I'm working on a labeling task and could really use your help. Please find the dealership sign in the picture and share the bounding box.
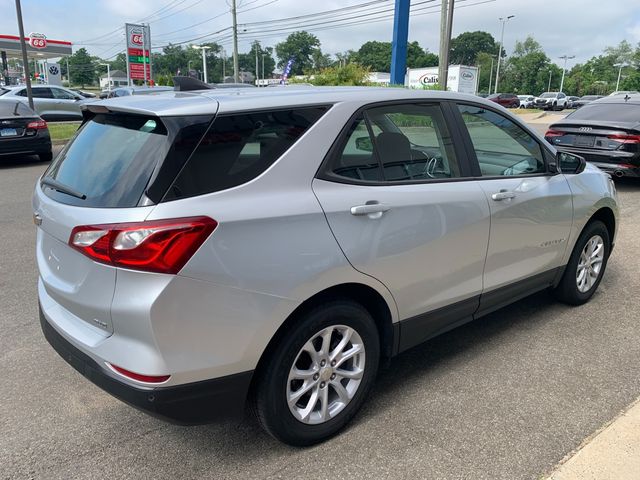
[125,23,151,82]
[406,65,478,94]
[28,32,47,49]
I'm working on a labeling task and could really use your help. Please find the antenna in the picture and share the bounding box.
[173,76,215,91]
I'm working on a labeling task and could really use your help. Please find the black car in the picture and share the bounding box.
[0,99,52,162]
[572,95,604,109]
[545,95,640,178]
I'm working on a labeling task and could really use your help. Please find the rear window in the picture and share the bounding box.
[42,114,169,208]
[567,103,640,123]
[163,106,328,201]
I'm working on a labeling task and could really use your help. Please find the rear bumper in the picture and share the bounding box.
[0,135,51,156]
[40,305,253,425]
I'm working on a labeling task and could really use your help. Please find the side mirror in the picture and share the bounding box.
[355,136,374,152]
[557,151,586,174]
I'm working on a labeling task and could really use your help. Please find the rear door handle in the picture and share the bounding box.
[350,203,390,216]
[491,190,516,201]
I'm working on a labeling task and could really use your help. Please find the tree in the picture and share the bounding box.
[237,41,276,81]
[353,41,392,71]
[275,31,321,75]
[500,36,552,94]
[295,63,371,86]
[450,31,499,65]
[68,48,96,87]
[407,41,438,68]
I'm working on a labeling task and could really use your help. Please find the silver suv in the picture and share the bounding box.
[0,85,92,121]
[35,86,618,446]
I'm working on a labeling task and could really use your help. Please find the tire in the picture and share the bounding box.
[252,300,380,446]
[553,220,610,305]
[39,151,53,162]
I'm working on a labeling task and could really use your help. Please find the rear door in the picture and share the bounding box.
[51,87,82,119]
[313,102,490,345]
[30,87,58,119]
[454,102,573,313]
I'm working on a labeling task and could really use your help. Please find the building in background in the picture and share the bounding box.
[406,65,479,94]
[99,70,128,90]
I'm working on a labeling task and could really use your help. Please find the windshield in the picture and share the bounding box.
[540,93,556,98]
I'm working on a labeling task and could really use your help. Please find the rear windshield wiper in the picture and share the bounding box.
[40,177,87,200]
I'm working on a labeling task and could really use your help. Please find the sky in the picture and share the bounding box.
[0,0,639,69]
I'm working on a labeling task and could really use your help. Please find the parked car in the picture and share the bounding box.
[35,86,618,446]
[566,96,580,108]
[534,92,569,110]
[546,94,640,178]
[517,95,536,108]
[101,86,174,99]
[608,90,639,96]
[0,98,52,162]
[573,95,604,109]
[487,93,520,108]
[0,85,93,121]
[70,88,96,98]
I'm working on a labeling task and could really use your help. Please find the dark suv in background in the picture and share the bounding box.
[487,93,520,108]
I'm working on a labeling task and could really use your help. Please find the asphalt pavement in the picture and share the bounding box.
[1,143,639,480]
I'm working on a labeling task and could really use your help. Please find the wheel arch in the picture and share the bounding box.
[589,206,616,246]
[249,283,396,395]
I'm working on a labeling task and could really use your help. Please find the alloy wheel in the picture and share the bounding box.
[576,234,605,293]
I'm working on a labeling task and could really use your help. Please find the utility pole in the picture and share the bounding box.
[494,15,514,94]
[231,0,239,83]
[14,0,33,109]
[558,54,574,92]
[255,42,259,86]
[438,0,448,90]
[261,53,265,82]
[65,57,70,86]
[548,70,552,91]
[443,0,455,90]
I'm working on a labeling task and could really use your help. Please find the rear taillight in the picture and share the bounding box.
[545,129,565,137]
[69,216,217,274]
[27,120,48,130]
[607,133,640,144]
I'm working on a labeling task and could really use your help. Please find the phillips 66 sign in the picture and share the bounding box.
[28,32,47,49]
[125,23,152,82]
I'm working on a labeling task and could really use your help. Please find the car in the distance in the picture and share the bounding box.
[573,95,604,109]
[35,85,618,446]
[70,88,96,98]
[534,92,568,110]
[487,93,520,108]
[567,96,580,109]
[546,94,640,178]
[0,85,92,121]
[0,98,52,162]
[517,95,536,108]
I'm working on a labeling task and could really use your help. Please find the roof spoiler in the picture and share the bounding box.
[173,76,215,92]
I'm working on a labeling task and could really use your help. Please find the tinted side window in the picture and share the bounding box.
[15,88,27,97]
[458,104,546,176]
[368,104,461,181]
[52,88,77,100]
[164,107,328,200]
[32,88,54,99]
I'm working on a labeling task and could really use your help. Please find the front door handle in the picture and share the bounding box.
[350,202,390,216]
[491,190,516,201]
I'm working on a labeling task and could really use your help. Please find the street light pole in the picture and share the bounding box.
[488,56,494,93]
[494,14,514,94]
[192,45,211,83]
[261,53,265,82]
[548,70,552,91]
[558,55,575,92]
[614,63,627,91]
[255,42,259,86]
[14,0,34,109]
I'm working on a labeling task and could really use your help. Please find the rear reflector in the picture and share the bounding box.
[69,216,217,274]
[108,363,171,384]
[545,129,565,137]
[607,133,640,144]
[27,120,48,130]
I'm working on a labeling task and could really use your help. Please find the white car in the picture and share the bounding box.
[517,95,535,108]
[534,92,568,111]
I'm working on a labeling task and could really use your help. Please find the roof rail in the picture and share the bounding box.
[172,76,215,92]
